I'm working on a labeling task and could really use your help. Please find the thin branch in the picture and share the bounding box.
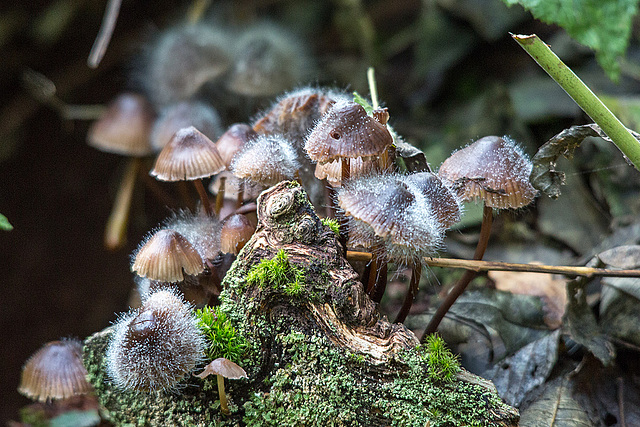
[346,251,640,278]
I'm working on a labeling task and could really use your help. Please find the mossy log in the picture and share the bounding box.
[84,181,519,426]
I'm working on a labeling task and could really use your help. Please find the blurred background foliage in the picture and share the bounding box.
[1,0,640,424]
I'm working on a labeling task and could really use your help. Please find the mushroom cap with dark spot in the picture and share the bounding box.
[132,229,204,282]
[304,100,393,164]
[87,93,155,156]
[151,126,226,181]
[438,136,537,209]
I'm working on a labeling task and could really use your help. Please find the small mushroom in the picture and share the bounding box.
[231,134,301,187]
[195,357,247,415]
[151,126,226,216]
[424,136,537,337]
[151,101,223,152]
[19,339,92,402]
[87,92,156,250]
[220,213,255,255]
[132,229,204,283]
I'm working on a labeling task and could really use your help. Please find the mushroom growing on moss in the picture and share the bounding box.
[195,357,247,415]
[106,289,205,392]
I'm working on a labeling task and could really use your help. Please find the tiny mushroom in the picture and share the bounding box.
[231,134,301,187]
[195,357,248,415]
[132,229,204,283]
[220,213,255,255]
[151,126,226,216]
[151,100,223,152]
[19,339,93,402]
[87,92,156,250]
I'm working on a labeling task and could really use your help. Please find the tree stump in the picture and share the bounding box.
[84,181,519,426]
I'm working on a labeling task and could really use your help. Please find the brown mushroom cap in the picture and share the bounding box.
[151,126,226,181]
[216,124,257,168]
[151,101,223,152]
[195,357,248,380]
[132,229,204,282]
[87,93,155,156]
[403,172,463,228]
[314,157,382,187]
[338,174,444,262]
[220,213,255,255]
[231,134,300,186]
[438,136,537,209]
[19,339,92,402]
[304,100,393,164]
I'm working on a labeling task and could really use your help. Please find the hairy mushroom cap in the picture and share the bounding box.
[19,339,92,402]
[151,126,226,181]
[106,289,205,391]
[195,357,248,380]
[338,174,444,262]
[220,213,255,255]
[132,229,204,282]
[231,134,300,186]
[304,100,393,164]
[87,93,155,156]
[438,136,537,209]
[143,24,232,107]
[403,172,463,228]
[151,101,223,152]
[216,123,257,168]
[226,23,310,97]
[252,87,343,139]
[162,211,222,261]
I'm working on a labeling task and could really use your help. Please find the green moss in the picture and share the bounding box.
[195,306,250,364]
[422,334,460,383]
[241,330,502,427]
[320,218,340,236]
[246,249,307,297]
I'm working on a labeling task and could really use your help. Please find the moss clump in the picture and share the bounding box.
[320,217,340,236]
[422,334,460,383]
[246,249,306,296]
[195,306,250,364]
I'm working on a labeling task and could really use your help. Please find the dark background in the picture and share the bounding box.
[2,0,639,424]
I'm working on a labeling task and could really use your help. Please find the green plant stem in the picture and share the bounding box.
[422,205,493,338]
[512,33,640,171]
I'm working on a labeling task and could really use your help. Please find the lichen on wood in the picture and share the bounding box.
[84,181,519,426]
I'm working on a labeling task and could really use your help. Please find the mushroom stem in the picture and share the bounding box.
[422,205,493,339]
[215,176,226,216]
[338,158,351,255]
[194,179,213,216]
[365,256,377,294]
[395,262,422,324]
[236,181,244,210]
[216,374,230,415]
[87,0,121,68]
[370,252,388,303]
[104,157,139,250]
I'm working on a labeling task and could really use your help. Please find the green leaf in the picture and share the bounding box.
[0,213,12,231]
[352,92,374,115]
[504,0,640,80]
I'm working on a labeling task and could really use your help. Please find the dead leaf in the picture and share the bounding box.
[489,269,567,329]
[482,330,561,407]
[519,375,592,426]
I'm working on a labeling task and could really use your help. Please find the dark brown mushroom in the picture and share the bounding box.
[19,339,92,402]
